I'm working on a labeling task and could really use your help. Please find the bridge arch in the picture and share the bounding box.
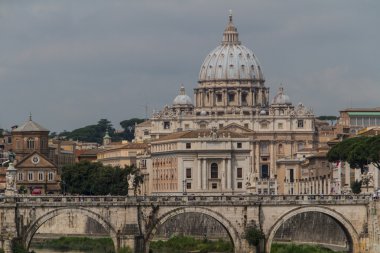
[266,206,360,253]
[23,207,118,251]
[146,207,242,252]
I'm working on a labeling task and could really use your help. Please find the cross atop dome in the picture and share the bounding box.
[222,11,240,45]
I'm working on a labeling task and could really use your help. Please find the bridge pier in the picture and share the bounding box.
[117,235,137,253]
[2,239,12,253]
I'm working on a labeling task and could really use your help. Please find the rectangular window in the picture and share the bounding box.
[143,130,149,136]
[186,168,192,179]
[297,120,304,128]
[237,142,242,148]
[260,164,269,179]
[212,183,217,189]
[186,143,191,149]
[48,172,54,181]
[38,172,44,181]
[289,169,294,183]
[241,93,247,104]
[244,123,249,129]
[186,182,192,189]
[18,172,23,181]
[228,93,235,102]
[278,123,283,129]
[237,182,243,189]
[219,124,224,129]
[184,124,190,130]
[260,142,269,154]
[216,94,223,102]
[164,121,170,129]
[28,172,33,181]
[370,117,376,126]
[364,117,369,126]
[237,168,243,178]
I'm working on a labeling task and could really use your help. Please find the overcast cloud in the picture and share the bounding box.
[0,0,379,132]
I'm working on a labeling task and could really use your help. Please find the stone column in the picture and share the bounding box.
[221,158,226,191]
[327,176,331,194]
[202,159,207,190]
[227,159,232,190]
[198,159,202,190]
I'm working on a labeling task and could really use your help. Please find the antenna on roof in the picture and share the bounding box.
[29,112,32,121]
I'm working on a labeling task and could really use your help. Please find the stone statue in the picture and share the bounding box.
[2,150,15,167]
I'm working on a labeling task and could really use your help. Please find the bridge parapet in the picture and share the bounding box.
[0,194,371,206]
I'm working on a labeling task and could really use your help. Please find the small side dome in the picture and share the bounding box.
[173,85,193,105]
[272,86,291,105]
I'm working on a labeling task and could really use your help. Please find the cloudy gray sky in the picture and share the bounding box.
[0,0,379,132]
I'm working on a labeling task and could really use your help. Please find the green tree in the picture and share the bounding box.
[61,161,142,195]
[327,136,371,173]
[245,225,265,252]
[351,180,362,194]
[367,135,380,170]
[119,118,145,141]
[58,119,115,144]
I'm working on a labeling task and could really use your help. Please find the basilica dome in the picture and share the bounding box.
[173,85,193,105]
[272,87,291,105]
[198,14,264,83]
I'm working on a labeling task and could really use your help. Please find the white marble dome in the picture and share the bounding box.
[272,87,291,105]
[173,85,193,105]
[198,14,264,83]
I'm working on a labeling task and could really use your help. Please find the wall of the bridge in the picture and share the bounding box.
[143,205,258,253]
[262,205,369,253]
[16,205,140,252]
[0,196,375,253]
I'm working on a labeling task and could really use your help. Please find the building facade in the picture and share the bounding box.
[135,14,319,195]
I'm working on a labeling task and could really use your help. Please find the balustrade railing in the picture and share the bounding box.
[0,194,372,205]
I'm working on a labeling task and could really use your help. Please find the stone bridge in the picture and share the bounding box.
[0,194,377,253]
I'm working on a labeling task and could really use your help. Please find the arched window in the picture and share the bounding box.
[278,144,284,154]
[27,138,35,149]
[211,163,218,179]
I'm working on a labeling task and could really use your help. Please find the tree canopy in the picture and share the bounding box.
[57,118,144,144]
[327,135,380,173]
[119,118,145,141]
[61,161,142,195]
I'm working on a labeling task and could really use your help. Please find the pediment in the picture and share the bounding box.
[16,151,57,169]
[222,123,254,134]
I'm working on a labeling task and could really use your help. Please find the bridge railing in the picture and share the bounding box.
[0,194,372,205]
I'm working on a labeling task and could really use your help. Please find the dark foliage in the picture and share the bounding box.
[245,226,265,247]
[327,136,380,173]
[351,180,362,194]
[57,118,144,144]
[61,161,142,195]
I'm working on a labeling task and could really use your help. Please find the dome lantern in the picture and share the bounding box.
[173,84,193,106]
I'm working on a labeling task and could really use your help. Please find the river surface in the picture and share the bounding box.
[30,249,85,253]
